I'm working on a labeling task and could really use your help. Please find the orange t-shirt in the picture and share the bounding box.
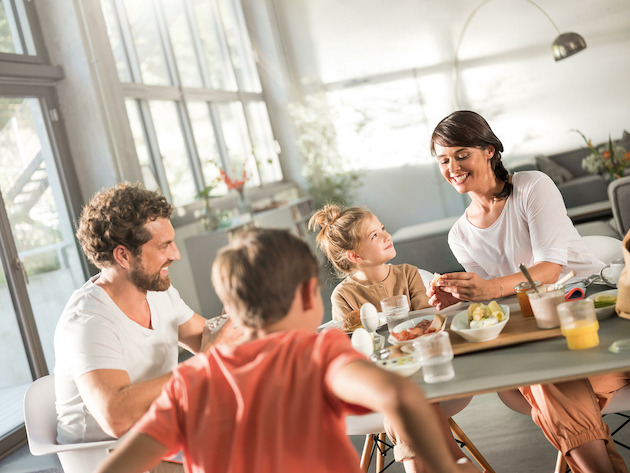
[135,329,368,473]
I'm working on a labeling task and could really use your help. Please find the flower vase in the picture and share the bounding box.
[201,197,220,232]
[236,188,253,216]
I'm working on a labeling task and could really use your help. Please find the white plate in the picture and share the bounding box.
[587,289,618,320]
[450,305,510,343]
[388,314,446,345]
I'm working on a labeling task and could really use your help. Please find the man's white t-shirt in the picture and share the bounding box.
[448,171,604,280]
[54,274,194,443]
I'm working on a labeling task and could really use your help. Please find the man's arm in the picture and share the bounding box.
[77,369,172,439]
[177,312,207,353]
[330,359,477,473]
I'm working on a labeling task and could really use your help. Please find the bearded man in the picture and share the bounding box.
[54,183,209,447]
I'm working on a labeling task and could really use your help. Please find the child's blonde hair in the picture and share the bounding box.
[308,204,373,277]
[212,228,319,329]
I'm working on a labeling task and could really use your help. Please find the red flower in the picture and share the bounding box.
[219,169,248,190]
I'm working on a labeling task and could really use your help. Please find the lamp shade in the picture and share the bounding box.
[552,32,587,61]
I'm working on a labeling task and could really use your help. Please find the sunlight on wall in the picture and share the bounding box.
[326,73,452,170]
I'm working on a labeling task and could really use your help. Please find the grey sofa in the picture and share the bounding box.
[508,130,630,210]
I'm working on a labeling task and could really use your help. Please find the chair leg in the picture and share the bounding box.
[376,432,386,472]
[448,418,495,473]
[554,451,568,473]
[360,434,376,473]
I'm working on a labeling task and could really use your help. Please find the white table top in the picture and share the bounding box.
[408,295,630,402]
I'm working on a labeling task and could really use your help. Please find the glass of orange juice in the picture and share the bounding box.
[557,300,600,350]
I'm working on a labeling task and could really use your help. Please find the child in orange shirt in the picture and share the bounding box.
[96,228,477,473]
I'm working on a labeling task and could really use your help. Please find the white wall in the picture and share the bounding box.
[267,0,630,232]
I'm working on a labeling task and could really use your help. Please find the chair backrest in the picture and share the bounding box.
[24,374,118,473]
[418,268,435,288]
[609,176,630,237]
[582,235,623,265]
[23,374,61,455]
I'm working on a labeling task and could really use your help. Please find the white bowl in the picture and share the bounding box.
[450,305,510,342]
[388,314,446,345]
[370,346,422,377]
[587,289,618,321]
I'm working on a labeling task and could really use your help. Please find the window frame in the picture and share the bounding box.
[102,0,285,212]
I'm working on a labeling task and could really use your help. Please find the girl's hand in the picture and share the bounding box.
[426,282,461,310]
[435,272,498,301]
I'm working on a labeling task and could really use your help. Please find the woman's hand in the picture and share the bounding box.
[426,283,461,310]
[435,272,500,302]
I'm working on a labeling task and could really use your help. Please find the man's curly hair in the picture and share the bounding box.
[76,183,173,268]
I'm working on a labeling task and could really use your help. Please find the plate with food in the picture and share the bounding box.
[370,345,422,377]
[450,301,510,342]
[587,289,618,320]
[388,313,446,345]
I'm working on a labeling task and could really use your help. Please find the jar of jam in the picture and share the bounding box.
[515,281,542,317]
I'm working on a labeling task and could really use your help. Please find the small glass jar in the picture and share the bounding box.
[515,281,542,317]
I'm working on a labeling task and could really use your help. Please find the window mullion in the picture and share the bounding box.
[207,103,230,172]
[209,0,237,90]
[178,99,206,192]
[6,0,27,54]
[138,100,173,203]
[152,0,181,87]
[112,0,143,83]
[182,0,211,90]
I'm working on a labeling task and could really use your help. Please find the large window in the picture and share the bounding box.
[101,0,282,206]
[0,0,87,455]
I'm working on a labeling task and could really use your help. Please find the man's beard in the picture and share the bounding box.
[129,259,171,292]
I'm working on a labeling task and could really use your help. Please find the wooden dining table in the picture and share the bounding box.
[377,287,630,403]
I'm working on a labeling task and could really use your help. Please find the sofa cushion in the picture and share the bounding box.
[535,155,574,184]
[557,174,608,208]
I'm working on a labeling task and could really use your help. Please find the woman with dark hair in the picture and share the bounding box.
[428,110,602,307]
[427,111,629,473]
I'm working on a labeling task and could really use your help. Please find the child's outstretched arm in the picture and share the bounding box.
[95,431,169,473]
[330,359,478,473]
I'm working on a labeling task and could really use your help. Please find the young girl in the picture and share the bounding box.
[310,205,482,473]
[308,204,431,324]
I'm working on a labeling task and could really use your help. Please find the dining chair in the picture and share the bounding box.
[582,235,623,265]
[498,384,630,473]
[23,374,118,473]
[609,175,630,237]
[346,396,495,472]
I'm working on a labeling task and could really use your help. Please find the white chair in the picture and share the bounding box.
[418,268,436,288]
[346,397,495,472]
[498,384,630,473]
[582,235,623,265]
[24,374,118,473]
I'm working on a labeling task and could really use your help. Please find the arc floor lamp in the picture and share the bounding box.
[453,0,587,108]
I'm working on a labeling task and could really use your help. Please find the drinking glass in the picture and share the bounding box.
[414,331,455,384]
[381,295,410,332]
[527,284,565,329]
[557,299,600,350]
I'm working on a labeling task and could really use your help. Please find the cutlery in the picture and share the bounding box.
[519,263,540,294]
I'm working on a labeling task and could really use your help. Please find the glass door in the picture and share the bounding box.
[0,94,86,445]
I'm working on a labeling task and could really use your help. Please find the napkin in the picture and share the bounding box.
[564,281,586,301]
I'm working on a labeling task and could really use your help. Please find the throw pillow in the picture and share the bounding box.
[619,130,630,150]
[535,155,574,184]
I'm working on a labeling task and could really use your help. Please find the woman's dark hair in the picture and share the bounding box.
[430,110,512,200]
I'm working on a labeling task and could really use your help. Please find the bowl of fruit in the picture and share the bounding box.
[587,290,618,320]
